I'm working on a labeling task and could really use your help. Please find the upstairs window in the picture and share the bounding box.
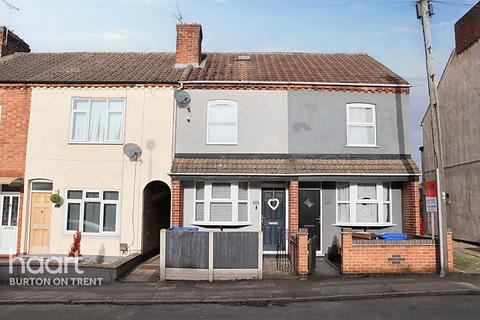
[207,100,237,144]
[346,103,376,146]
[70,99,125,144]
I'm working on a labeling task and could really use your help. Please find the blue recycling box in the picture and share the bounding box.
[170,227,200,232]
[377,232,407,240]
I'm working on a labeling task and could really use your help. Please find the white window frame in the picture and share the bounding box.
[346,103,377,147]
[335,182,392,227]
[193,181,250,225]
[206,100,238,145]
[69,98,126,144]
[64,189,120,236]
[0,193,20,227]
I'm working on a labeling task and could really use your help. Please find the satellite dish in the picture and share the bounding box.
[174,89,191,107]
[123,143,142,161]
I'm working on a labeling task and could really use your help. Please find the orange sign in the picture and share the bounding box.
[424,180,437,197]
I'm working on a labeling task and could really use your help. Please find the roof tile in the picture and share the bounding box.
[0,52,408,85]
[171,156,420,176]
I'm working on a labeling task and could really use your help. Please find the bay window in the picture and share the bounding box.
[65,189,119,234]
[70,99,125,143]
[346,103,376,146]
[194,182,249,225]
[336,182,392,226]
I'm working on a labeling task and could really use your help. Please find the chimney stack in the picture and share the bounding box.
[175,24,203,68]
[454,2,480,54]
[0,27,30,57]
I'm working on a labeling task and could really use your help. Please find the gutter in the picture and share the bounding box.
[169,172,421,177]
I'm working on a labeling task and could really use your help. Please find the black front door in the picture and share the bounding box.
[299,189,321,252]
[262,188,286,251]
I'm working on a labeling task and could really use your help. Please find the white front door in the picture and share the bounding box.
[0,194,20,255]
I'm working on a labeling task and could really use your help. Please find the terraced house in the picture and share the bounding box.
[169,25,421,263]
[0,23,432,275]
[0,28,181,260]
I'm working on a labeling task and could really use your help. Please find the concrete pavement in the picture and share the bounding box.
[1,273,480,305]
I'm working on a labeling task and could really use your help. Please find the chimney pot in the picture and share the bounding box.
[175,24,202,68]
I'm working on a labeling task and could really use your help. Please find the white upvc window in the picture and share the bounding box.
[346,103,376,147]
[1,194,20,227]
[336,182,392,226]
[69,99,125,144]
[64,189,120,235]
[194,181,249,225]
[206,100,238,145]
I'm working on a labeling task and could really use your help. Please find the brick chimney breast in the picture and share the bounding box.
[454,2,480,54]
[175,24,203,68]
[0,27,30,57]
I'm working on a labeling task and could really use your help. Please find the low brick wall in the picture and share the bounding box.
[341,230,454,274]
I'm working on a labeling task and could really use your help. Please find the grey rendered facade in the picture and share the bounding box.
[421,6,480,243]
[175,89,412,254]
[176,90,410,155]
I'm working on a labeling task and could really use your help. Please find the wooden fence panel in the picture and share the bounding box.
[213,232,259,269]
[165,231,209,269]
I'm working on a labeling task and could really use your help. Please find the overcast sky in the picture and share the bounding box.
[1,0,476,164]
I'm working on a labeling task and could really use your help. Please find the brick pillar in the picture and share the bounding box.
[297,228,309,279]
[447,231,454,272]
[171,180,183,227]
[15,188,24,256]
[402,181,421,235]
[340,228,353,274]
[288,180,299,236]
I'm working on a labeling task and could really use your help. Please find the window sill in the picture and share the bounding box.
[333,223,396,228]
[345,144,379,148]
[63,232,119,237]
[68,141,124,145]
[206,142,238,146]
[192,222,252,227]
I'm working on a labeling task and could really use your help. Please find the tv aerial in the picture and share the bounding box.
[123,143,142,161]
[173,4,184,24]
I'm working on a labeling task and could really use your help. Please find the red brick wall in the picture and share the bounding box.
[288,181,298,236]
[455,3,480,54]
[176,24,202,66]
[402,181,421,235]
[341,230,455,274]
[0,86,31,256]
[447,231,454,272]
[297,229,309,279]
[0,28,30,57]
[183,83,409,94]
[171,180,183,227]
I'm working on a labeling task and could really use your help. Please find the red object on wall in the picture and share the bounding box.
[420,217,426,235]
[424,180,437,197]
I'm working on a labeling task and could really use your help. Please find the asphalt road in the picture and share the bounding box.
[2,295,480,319]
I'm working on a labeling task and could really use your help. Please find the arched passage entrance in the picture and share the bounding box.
[142,181,171,256]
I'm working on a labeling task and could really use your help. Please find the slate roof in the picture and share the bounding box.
[0,52,409,85]
[170,155,420,176]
